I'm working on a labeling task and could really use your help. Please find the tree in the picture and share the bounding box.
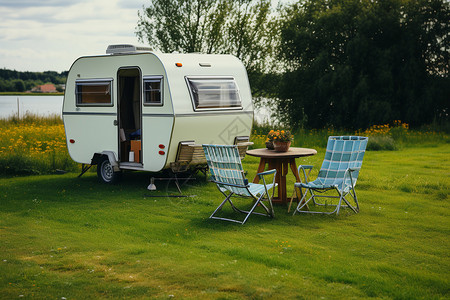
[136,0,276,75]
[0,68,67,92]
[13,80,25,92]
[136,0,228,53]
[277,0,449,129]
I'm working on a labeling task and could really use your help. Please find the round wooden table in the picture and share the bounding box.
[246,147,317,204]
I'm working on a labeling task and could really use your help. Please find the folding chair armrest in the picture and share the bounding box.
[344,167,360,187]
[257,169,277,186]
[256,169,276,200]
[298,165,313,171]
[298,165,314,183]
[211,179,249,189]
[257,169,276,178]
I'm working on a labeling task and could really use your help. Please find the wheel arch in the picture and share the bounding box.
[92,151,120,172]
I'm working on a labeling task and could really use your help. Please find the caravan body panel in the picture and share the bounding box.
[63,49,253,173]
[156,53,253,168]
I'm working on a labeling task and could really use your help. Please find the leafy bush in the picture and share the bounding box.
[366,135,397,151]
[251,120,449,151]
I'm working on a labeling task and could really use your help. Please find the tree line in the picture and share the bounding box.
[0,69,68,93]
[137,0,449,129]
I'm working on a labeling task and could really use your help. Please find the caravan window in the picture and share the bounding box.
[143,76,163,106]
[186,77,242,110]
[75,79,113,106]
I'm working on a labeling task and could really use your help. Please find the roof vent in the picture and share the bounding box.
[106,44,152,55]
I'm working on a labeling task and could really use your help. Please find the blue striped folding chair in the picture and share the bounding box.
[203,144,277,225]
[292,136,368,215]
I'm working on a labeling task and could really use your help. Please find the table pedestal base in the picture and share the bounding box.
[252,157,301,205]
[247,147,317,207]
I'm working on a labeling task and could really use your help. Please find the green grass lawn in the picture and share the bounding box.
[1,145,449,299]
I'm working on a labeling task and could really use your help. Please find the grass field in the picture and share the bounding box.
[1,134,449,299]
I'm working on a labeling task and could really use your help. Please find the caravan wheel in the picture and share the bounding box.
[97,157,121,184]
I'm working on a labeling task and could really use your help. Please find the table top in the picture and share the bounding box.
[246,147,317,159]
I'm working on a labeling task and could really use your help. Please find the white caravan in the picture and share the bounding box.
[63,44,254,183]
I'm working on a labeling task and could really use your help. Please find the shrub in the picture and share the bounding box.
[366,135,397,151]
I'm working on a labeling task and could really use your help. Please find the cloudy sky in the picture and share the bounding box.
[0,0,145,72]
[0,0,290,73]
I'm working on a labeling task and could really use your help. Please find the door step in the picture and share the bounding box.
[119,162,143,170]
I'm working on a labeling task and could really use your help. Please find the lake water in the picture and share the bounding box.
[0,95,270,122]
[0,95,63,119]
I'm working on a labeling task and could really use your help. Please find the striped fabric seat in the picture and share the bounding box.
[218,182,276,197]
[203,144,277,225]
[292,136,368,215]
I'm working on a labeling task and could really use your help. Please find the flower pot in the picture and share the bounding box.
[273,140,291,152]
[266,141,274,150]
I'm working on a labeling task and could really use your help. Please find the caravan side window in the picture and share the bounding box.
[186,77,242,110]
[143,76,163,106]
[75,79,113,106]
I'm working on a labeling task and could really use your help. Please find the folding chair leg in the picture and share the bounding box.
[350,187,360,212]
[210,192,234,220]
[294,189,344,215]
[336,194,343,215]
[340,191,359,213]
[241,194,274,224]
[210,192,274,224]
[288,186,308,213]
[268,199,274,217]
[241,198,262,224]
[310,190,319,205]
[259,200,274,218]
[288,190,296,213]
[264,192,275,218]
[293,189,310,215]
[229,198,254,214]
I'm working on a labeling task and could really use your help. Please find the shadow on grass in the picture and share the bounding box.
[2,170,343,233]
[186,199,343,233]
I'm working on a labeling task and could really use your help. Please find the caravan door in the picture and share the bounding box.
[117,67,142,167]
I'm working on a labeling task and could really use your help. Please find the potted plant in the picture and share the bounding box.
[272,129,293,152]
[266,130,276,150]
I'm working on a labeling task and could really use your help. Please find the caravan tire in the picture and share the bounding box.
[97,157,121,184]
